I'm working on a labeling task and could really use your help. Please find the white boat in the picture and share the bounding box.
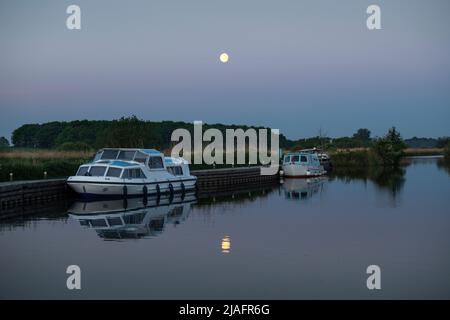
[281,150,327,178]
[68,193,196,239]
[67,148,197,198]
[282,177,326,200]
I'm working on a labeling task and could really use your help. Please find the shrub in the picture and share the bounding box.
[371,127,406,167]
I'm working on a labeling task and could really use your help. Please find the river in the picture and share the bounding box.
[1,156,449,299]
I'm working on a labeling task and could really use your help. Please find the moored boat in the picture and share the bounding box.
[281,149,327,178]
[66,148,196,198]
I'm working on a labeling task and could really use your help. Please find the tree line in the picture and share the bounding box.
[2,116,449,152]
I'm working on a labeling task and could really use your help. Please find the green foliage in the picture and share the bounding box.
[0,136,10,148]
[56,142,92,151]
[437,137,450,149]
[11,117,295,151]
[352,128,371,142]
[0,158,89,182]
[372,127,406,167]
[330,150,369,167]
[444,142,450,162]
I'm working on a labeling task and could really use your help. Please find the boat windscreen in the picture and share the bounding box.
[76,166,89,176]
[106,167,122,177]
[134,151,148,163]
[101,149,119,160]
[93,152,102,162]
[148,156,164,169]
[117,150,136,161]
[89,166,107,177]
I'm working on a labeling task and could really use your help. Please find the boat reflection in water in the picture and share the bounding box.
[281,177,326,200]
[68,192,196,240]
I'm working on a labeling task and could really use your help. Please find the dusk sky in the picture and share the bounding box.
[0,0,449,141]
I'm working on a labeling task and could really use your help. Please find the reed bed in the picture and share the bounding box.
[0,149,95,159]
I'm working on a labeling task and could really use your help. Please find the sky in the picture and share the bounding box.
[0,0,449,141]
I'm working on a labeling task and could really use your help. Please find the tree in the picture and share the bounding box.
[353,128,371,142]
[0,136,10,148]
[103,116,153,148]
[372,127,406,167]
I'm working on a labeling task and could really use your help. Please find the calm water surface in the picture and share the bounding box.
[1,157,449,299]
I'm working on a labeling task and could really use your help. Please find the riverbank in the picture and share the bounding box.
[0,148,445,182]
[0,166,279,219]
[329,148,444,168]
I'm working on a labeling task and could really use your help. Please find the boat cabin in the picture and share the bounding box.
[75,148,190,179]
[283,152,321,167]
[93,148,165,169]
[75,160,147,180]
[164,156,191,177]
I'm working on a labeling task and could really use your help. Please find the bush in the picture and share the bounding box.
[371,127,406,167]
[444,142,450,162]
[0,158,88,182]
[330,150,369,167]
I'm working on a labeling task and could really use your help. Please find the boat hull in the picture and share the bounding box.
[282,164,326,178]
[67,178,196,199]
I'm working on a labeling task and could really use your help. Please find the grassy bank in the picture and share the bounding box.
[0,149,260,182]
[329,148,444,168]
[0,150,92,182]
[0,147,446,182]
[403,148,444,157]
[0,157,90,182]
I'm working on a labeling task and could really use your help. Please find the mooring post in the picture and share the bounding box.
[143,186,148,206]
[44,171,47,179]
[123,185,128,199]
[9,172,13,181]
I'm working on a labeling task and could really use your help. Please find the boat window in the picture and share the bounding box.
[136,169,146,178]
[93,152,102,162]
[107,217,123,226]
[300,155,308,162]
[123,212,146,224]
[148,156,164,169]
[122,168,147,179]
[76,166,89,176]
[291,155,299,163]
[284,156,291,164]
[168,166,183,176]
[117,150,136,161]
[101,149,119,160]
[106,167,122,177]
[149,218,165,231]
[79,220,90,227]
[89,166,107,177]
[90,219,108,227]
[134,151,148,163]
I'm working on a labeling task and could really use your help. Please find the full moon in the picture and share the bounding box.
[219,53,229,63]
